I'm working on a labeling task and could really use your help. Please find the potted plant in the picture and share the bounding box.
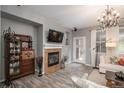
[61,56,68,69]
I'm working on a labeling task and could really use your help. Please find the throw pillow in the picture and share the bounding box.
[110,56,118,64]
[118,58,124,66]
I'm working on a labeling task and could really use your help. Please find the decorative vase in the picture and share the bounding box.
[36,56,43,77]
[37,63,42,77]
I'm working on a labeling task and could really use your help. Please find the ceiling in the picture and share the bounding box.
[23,5,124,29]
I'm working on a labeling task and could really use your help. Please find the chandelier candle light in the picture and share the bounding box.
[97,5,120,29]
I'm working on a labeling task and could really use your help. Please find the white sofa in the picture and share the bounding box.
[71,75,106,88]
[99,56,124,73]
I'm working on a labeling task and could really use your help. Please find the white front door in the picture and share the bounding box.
[73,36,86,64]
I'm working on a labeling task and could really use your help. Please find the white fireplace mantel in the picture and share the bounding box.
[43,44,64,49]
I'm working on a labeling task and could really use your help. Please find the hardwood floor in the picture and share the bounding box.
[14,71,74,88]
[1,63,93,88]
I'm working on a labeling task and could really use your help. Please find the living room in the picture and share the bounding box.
[0,4,124,89]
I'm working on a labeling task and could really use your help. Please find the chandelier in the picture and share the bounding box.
[97,5,120,29]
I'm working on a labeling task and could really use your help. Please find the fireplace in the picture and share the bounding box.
[48,52,59,67]
[45,48,61,74]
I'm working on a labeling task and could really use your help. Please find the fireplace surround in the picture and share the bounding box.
[44,48,61,74]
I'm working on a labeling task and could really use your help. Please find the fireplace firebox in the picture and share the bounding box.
[48,52,59,67]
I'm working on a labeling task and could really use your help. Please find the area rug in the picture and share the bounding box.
[63,62,93,78]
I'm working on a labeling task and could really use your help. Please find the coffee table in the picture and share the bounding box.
[105,71,124,88]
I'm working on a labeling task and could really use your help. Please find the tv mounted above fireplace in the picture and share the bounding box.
[47,29,64,43]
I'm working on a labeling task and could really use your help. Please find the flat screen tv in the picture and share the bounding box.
[48,29,64,43]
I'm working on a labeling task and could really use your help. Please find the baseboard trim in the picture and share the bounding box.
[85,63,91,66]
[72,62,92,67]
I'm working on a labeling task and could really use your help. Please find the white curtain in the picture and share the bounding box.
[106,26,119,62]
[91,30,96,67]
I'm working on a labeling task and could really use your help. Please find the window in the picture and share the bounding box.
[117,29,124,54]
[96,30,106,53]
[95,30,106,67]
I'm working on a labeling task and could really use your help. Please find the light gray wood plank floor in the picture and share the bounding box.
[8,63,93,88]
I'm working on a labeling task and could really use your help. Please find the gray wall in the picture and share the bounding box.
[42,20,72,73]
[72,28,91,65]
[0,5,72,80]
[1,17,39,80]
[37,26,43,56]
[43,19,72,61]
[1,17,38,55]
[63,31,72,64]
[1,5,72,61]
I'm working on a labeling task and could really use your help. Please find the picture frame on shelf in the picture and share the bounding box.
[22,42,29,49]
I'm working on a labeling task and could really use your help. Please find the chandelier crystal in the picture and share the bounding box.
[97,5,120,29]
